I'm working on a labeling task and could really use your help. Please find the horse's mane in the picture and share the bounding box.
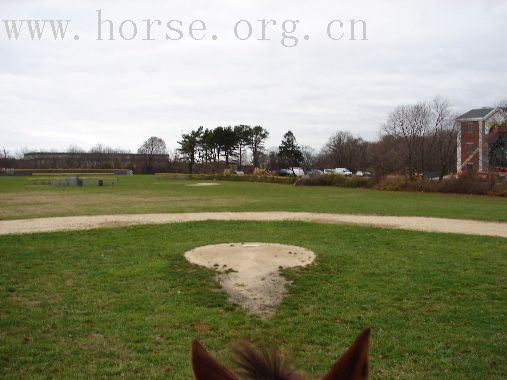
[232,341,304,380]
[192,329,371,380]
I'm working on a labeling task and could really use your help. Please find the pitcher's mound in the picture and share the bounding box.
[184,243,315,318]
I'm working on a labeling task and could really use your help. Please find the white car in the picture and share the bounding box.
[334,168,353,176]
[323,168,352,176]
[279,167,305,177]
[290,167,305,177]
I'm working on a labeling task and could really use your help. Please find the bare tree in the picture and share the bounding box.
[488,99,507,170]
[496,99,507,119]
[380,97,461,179]
[321,131,352,168]
[249,126,269,168]
[66,145,85,168]
[382,102,431,177]
[426,97,459,179]
[138,136,167,173]
[300,145,316,170]
[1,146,9,169]
[318,131,371,172]
[368,135,405,176]
[138,137,167,156]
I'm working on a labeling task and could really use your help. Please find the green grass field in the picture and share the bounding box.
[0,222,505,379]
[0,175,506,221]
[1,176,506,378]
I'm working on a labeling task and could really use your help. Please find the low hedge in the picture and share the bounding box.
[156,173,297,184]
[295,174,371,188]
[374,175,507,196]
[156,172,507,196]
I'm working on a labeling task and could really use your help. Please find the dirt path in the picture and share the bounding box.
[0,212,506,238]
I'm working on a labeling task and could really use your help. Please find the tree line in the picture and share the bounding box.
[174,97,460,179]
[177,125,269,173]
[1,142,171,174]
[4,96,503,178]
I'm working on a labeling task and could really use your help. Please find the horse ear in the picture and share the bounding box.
[321,328,371,380]
[192,340,240,380]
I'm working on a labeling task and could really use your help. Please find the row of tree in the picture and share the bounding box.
[380,97,458,178]
[4,97,504,177]
[173,97,460,179]
[177,125,269,173]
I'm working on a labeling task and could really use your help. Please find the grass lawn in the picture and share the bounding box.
[0,221,505,379]
[0,175,506,221]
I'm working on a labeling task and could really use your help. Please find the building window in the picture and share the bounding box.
[466,143,475,155]
[464,122,475,133]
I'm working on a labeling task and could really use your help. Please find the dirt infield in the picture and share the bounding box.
[0,212,506,238]
[184,243,316,317]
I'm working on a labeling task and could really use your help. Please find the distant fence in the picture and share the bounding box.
[1,168,133,176]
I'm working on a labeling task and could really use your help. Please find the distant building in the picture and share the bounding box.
[456,107,506,174]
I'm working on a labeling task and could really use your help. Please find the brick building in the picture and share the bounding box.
[456,107,506,174]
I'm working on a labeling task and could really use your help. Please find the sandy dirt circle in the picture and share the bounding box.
[184,243,316,317]
[186,182,219,187]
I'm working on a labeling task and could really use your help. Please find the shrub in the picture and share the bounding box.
[253,168,267,176]
[216,174,296,184]
[427,178,493,195]
[295,174,370,188]
[491,182,507,197]
[373,175,504,196]
[373,175,408,191]
[342,176,372,188]
[155,172,506,196]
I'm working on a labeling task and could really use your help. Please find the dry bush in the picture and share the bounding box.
[219,174,296,184]
[295,174,370,188]
[373,175,408,191]
[492,182,507,197]
[252,168,268,176]
[374,175,505,196]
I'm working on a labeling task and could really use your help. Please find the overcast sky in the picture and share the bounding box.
[1,0,506,154]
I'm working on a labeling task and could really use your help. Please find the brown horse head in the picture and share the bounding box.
[192,328,371,380]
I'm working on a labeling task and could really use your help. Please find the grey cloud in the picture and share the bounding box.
[1,0,506,152]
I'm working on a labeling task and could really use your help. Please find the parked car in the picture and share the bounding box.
[335,168,353,176]
[277,167,305,177]
[277,169,294,177]
[356,171,372,177]
[323,168,352,176]
[306,169,323,176]
[290,167,305,177]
